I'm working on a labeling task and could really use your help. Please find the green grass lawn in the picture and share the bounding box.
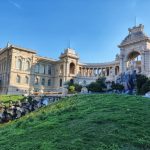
[0,95,24,103]
[0,94,150,150]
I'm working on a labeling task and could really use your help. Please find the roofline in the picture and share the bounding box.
[11,45,37,53]
[0,44,37,54]
[79,61,119,67]
[118,38,150,48]
[36,55,58,62]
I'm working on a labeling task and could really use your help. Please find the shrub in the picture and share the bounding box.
[87,77,106,92]
[136,74,148,94]
[111,82,124,91]
[141,80,150,95]
[74,84,82,92]
[96,77,107,89]
[87,82,102,92]
[69,85,75,93]
[65,81,82,93]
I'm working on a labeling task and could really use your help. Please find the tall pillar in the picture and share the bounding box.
[141,51,145,74]
[83,68,85,77]
[119,55,125,73]
[82,68,84,76]
[87,68,89,77]
[65,59,70,80]
[109,67,112,76]
[86,68,88,77]
[105,68,107,77]
[92,68,94,76]
[81,68,83,76]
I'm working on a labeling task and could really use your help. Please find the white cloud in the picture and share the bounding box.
[9,0,21,9]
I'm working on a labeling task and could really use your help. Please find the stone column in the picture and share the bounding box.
[100,68,102,77]
[109,67,112,76]
[112,66,115,76]
[105,68,107,77]
[119,55,125,73]
[85,68,87,77]
[65,59,70,80]
[142,50,150,75]
[84,68,86,77]
[92,68,94,77]
[82,68,84,77]
[141,51,145,74]
[87,68,89,77]
[83,68,85,77]
[63,63,66,78]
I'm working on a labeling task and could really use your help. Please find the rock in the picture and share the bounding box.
[144,91,150,98]
[62,88,68,96]
[81,87,88,94]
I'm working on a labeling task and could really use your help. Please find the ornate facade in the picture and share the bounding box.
[0,24,150,94]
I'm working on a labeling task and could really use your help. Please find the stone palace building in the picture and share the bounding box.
[0,24,150,94]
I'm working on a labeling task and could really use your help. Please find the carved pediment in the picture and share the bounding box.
[119,24,150,47]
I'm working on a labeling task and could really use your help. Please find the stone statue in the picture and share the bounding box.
[116,70,136,94]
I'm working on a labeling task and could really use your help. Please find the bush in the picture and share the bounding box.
[87,77,106,92]
[65,81,82,93]
[74,84,82,92]
[111,82,124,92]
[141,80,150,95]
[87,82,102,92]
[96,77,107,89]
[69,85,75,93]
[136,74,148,95]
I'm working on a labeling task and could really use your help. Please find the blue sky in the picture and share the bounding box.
[0,0,150,63]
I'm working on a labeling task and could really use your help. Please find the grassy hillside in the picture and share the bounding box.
[0,94,150,150]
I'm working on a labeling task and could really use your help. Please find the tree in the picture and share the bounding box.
[87,77,106,92]
[136,74,148,95]
[141,80,150,95]
[69,85,75,93]
[96,77,107,89]
[87,82,102,92]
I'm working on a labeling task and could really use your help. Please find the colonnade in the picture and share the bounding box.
[78,66,119,77]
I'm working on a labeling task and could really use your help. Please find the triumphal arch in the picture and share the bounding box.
[0,24,150,94]
[119,24,150,76]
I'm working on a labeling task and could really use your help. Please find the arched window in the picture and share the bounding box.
[25,76,29,84]
[48,79,51,86]
[25,61,30,71]
[70,62,75,74]
[16,75,21,83]
[41,78,45,85]
[16,59,22,70]
[35,77,39,85]
[70,79,74,84]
